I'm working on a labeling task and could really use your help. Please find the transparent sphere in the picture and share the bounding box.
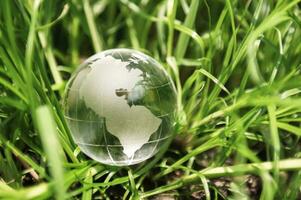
[63,48,177,166]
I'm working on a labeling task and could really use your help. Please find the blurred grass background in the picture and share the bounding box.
[1,0,301,199]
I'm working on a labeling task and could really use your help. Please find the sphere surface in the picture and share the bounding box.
[63,49,177,166]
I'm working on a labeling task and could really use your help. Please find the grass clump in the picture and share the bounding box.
[1,0,301,199]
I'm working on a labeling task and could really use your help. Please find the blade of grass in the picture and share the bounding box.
[166,0,178,57]
[155,137,222,179]
[267,105,280,183]
[82,0,103,52]
[35,106,65,199]
[81,168,93,200]
[175,0,199,59]
[141,159,301,198]
[37,4,70,30]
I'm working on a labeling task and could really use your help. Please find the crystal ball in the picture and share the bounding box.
[63,48,177,166]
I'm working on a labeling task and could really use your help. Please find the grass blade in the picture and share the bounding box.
[35,106,65,199]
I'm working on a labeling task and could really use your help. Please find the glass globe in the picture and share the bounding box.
[63,48,177,166]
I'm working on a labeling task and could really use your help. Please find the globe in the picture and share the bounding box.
[63,48,177,166]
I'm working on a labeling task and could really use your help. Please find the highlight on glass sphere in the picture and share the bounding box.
[63,48,177,166]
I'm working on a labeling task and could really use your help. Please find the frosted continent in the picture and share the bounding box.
[79,55,162,158]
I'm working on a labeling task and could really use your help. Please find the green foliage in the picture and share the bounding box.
[0,0,301,199]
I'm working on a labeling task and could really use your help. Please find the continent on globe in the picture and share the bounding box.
[79,55,162,158]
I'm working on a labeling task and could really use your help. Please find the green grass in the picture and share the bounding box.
[1,0,301,199]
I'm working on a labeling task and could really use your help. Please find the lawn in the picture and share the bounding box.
[1,0,301,199]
